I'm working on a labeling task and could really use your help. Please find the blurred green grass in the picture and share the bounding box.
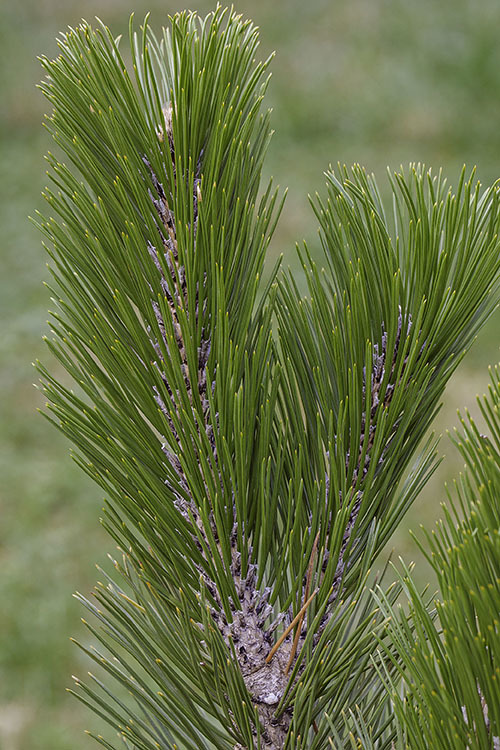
[1,0,500,746]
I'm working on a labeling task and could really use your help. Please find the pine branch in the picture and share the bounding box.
[373,367,500,747]
[35,8,500,749]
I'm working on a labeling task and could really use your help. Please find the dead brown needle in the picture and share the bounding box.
[266,588,319,665]
[285,532,320,674]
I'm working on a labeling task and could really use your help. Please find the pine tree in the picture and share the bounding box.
[35,7,500,748]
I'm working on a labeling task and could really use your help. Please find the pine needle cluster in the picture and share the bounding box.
[35,7,500,748]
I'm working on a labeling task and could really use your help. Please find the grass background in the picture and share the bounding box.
[1,0,500,746]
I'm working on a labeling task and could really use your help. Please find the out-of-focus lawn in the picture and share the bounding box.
[1,0,499,746]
